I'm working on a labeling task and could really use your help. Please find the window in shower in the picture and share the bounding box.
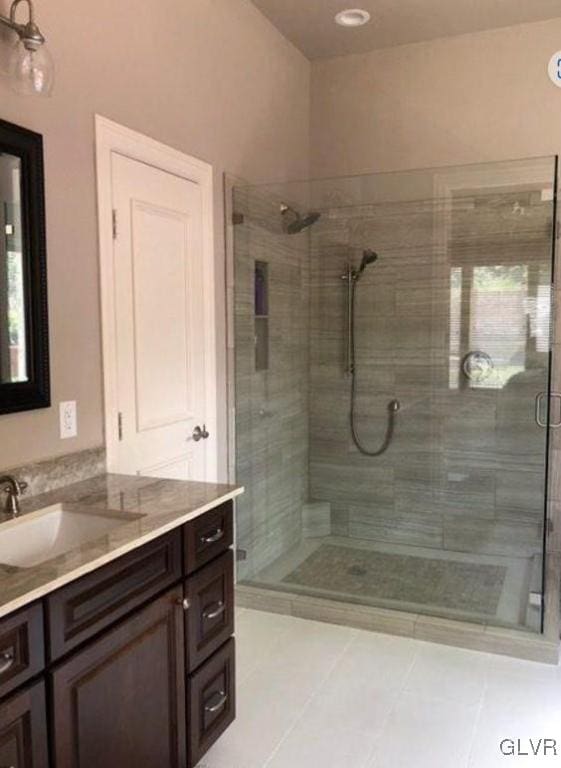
[449,262,551,391]
[254,260,268,371]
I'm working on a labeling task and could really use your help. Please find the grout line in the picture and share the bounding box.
[362,642,421,766]
[464,678,488,768]
[261,629,357,767]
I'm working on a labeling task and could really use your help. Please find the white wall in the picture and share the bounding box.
[0,0,310,477]
[311,18,561,177]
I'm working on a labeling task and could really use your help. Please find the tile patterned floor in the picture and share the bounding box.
[282,543,506,616]
[201,608,561,768]
[252,535,534,628]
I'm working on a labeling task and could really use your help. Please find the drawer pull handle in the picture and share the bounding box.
[200,528,224,545]
[204,690,227,713]
[202,601,225,621]
[0,649,14,675]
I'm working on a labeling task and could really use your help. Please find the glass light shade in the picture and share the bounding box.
[9,40,54,96]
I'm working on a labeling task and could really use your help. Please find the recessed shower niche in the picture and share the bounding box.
[254,260,269,371]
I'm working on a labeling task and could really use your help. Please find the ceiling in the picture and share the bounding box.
[251,0,561,59]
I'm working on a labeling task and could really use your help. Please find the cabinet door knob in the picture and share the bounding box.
[0,649,14,675]
[176,598,190,611]
[202,601,225,621]
[204,690,228,713]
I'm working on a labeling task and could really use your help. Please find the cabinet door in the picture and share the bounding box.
[52,586,186,768]
[0,681,48,768]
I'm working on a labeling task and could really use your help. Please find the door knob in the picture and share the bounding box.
[192,424,210,441]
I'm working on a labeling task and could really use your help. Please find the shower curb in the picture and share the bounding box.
[236,584,560,665]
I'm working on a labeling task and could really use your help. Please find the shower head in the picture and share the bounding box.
[280,203,321,234]
[358,249,378,274]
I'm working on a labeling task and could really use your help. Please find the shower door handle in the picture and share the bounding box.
[535,392,561,428]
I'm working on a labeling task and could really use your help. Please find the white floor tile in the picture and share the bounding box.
[300,669,399,735]
[235,608,299,683]
[208,608,561,768]
[468,704,561,767]
[367,693,479,768]
[336,630,418,693]
[484,668,561,718]
[468,655,561,767]
[265,721,378,768]
[404,642,490,706]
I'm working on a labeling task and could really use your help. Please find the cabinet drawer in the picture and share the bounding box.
[185,549,234,672]
[0,604,44,700]
[0,681,48,768]
[184,501,233,575]
[188,638,235,768]
[47,530,182,661]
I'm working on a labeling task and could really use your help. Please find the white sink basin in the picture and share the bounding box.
[0,504,141,568]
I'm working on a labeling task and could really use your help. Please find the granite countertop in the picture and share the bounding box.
[0,473,243,619]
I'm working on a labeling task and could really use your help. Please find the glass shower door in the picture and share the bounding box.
[232,157,558,635]
[431,165,557,632]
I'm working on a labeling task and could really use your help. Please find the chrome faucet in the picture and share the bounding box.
[0,476,28,518]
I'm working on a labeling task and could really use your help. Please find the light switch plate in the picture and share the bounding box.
[59,401,77,439]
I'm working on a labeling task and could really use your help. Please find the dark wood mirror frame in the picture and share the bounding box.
[0,118,49,414]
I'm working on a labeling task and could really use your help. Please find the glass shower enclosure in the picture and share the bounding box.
[231,156,558,635]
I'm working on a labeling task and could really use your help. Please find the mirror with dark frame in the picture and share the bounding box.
[0,118,49,414]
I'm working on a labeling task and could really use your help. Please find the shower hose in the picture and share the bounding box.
[349,277,400,457]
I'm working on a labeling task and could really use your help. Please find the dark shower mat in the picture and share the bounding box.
[282,544,506,616]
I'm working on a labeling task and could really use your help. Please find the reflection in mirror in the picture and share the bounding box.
[0,118,49,414]
[0,152,27,384]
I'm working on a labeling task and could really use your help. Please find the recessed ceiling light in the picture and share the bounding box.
[335,9,371,27]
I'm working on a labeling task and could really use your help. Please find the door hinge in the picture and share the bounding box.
[117,412,123,441]
[112,209,118,240]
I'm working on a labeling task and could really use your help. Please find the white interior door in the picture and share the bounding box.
[110,152,215,481]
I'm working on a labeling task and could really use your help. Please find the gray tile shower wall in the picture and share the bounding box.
[308,192,553,559]
[0,446,106,498]
[233,187,310,579]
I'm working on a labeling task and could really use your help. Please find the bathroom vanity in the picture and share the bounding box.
[0,473,242,767]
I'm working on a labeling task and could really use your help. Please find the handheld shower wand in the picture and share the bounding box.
[342,250,400,456]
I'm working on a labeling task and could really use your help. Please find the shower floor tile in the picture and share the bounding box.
[282,544,506,616]
[249,536,536,629]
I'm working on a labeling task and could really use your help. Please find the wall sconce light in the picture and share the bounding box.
[0,0,53,96]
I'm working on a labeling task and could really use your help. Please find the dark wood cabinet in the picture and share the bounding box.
[184,500,233,574]
[46,530,182,661]
[0,605,44,700]
[0,681,48,768]
[185,550,234,672]
[0,500,236,768]
[188,638,236,767]
[51,585,187,768]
